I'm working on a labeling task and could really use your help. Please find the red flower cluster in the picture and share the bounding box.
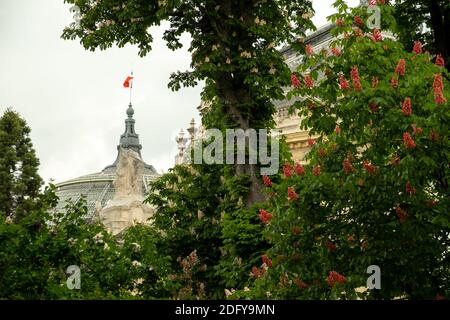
[283,163,293,177]
[259,209,273,224]
[307,138,316,146]
[396,206,407,223]
[294,278,308,289]
[262,175,272,187]
[391,76,398,88]
[291,73,301,88]
[369,102,379,113]
[318,148,327,158]
[433,73,447,104]
[430,128,439,142]
[312,165,321,176]
[412,41,422,54]
[180,251,199,272]
[335,126,340,134]
[304,75,314,88]
[402,97,412,116]
[327,271,346,287]
[336,18,345,27]
[426,199,438,208]
[351,66,362,91]
[292,226,301,235]
[251,266,266,278]
[305,44,313,56]
[288,186,298,201]
[261,254,273,268]
[342,159,355,174]
[395,59,406,76]
[354,27,364,37]
[434,73,443,92]
[354,16,364,26]
[363,160,377,174]
[327,241,337,252]
[339,74,349,90]
[331,47,341,56]
[294,162,305,175]
[405,181,417,195]
[371,76,379,88]
[371,29,382,42]
[188,251,198,267]
[436,85,447,104]
[412,124,423,135]
[436,54,445,67]
[403,132,416,149]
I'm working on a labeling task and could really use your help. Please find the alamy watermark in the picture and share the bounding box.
[360,0,381,30]
[188,129,279,176]
[367,265,381,289]
[66,265,81,290]
[69,5,81,29]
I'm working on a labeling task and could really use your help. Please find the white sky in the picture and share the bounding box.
[0,0,358,185]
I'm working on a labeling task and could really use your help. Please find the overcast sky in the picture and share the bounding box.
[0,0,358,185]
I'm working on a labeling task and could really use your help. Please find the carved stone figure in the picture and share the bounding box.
[99,147,154,235]
[114,148,144,198]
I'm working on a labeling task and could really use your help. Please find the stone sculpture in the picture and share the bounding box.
[99,147,154,235]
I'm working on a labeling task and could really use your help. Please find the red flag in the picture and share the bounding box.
[123,76,133,88]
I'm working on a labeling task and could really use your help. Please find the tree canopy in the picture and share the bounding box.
[233,1,450,300]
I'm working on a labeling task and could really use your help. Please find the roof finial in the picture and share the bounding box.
[187,118,196,144]
[117,101,141,156]
[127,103,134,118]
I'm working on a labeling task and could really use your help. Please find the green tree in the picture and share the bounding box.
[144,133,293,299]
[0,108,43,221]
[61,0,315,206]
[0,187,172,299]
[393,0,449,71]
[145,163,244,298]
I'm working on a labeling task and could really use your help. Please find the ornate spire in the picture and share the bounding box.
[118,103,142,155]
[103,100,157,175]
[187,118,196,144]
[175,129,187,165]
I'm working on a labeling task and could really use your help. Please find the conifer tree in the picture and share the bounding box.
[0,109,43,220]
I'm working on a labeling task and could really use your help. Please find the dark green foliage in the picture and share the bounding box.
[0,185,172,299]
[0,109,43,221]
[145,163,247,298]
[393,0,449,70]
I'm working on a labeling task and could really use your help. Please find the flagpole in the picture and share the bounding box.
[129,71,133,104]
